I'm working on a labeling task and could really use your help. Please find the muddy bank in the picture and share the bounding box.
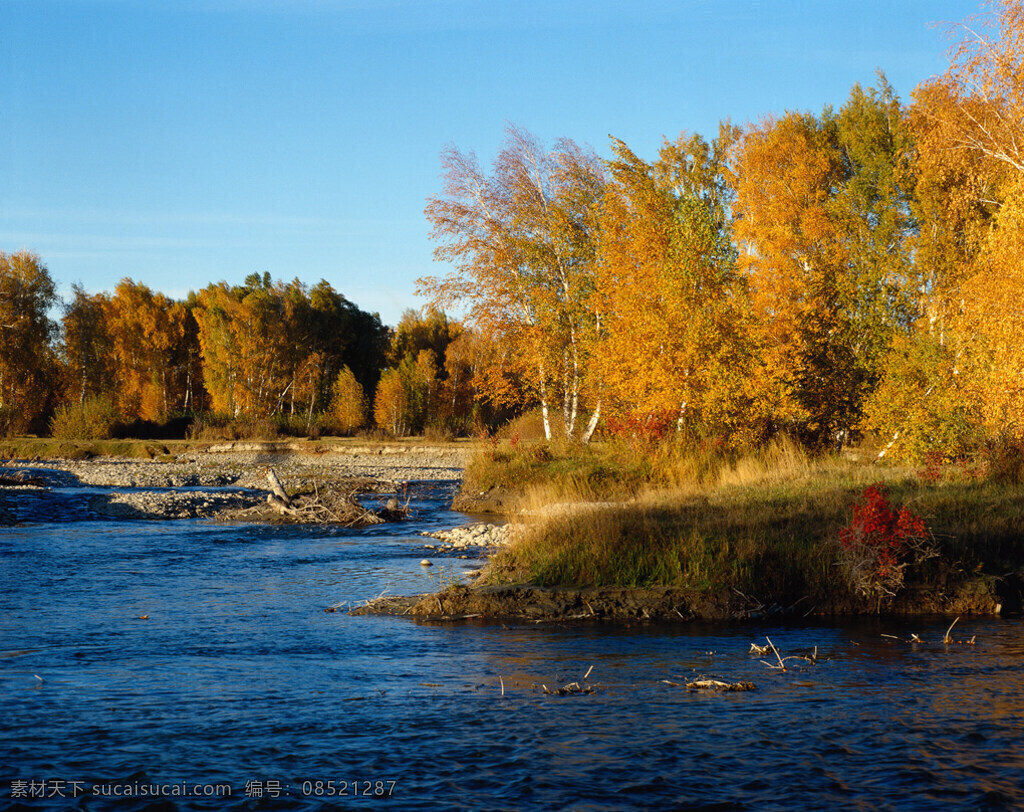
[351,573,1021,622]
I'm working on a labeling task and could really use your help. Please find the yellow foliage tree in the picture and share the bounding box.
[373,368,411,436]
[332,365,366,435]
[0,251,57,433]
[885,0,1024,454]
[595,128,760,441]
[421,124,605,442]
[105,279,184,421]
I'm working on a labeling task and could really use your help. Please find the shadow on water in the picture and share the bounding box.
[1,479,1022,809]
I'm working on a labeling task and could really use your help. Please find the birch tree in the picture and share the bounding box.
[421,125,605,442]
[595,127,757,441]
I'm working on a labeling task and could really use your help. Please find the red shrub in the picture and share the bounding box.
[838,485,934,599]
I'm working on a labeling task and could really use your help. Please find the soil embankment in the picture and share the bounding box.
[352,575,1019,622]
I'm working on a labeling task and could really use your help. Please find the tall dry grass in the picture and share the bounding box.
[476,436,1024,606]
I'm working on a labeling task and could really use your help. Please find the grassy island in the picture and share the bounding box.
[440,438,1024,620]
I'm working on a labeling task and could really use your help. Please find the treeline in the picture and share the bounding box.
[6,1,1023,458]
[0,260,503,439]
[421,1,1024,461]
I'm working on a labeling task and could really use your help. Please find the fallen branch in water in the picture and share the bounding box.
[662,678,756,692]
[757,637,819,670]
[542,665,595,696]
[881,617,976,646]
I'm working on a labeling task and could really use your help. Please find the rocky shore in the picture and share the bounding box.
[420,522,516,550]
[0,443,468,525]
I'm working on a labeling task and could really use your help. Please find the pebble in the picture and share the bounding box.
[3,448,469,522]
[420,559,433,567]
[420,522,516,549]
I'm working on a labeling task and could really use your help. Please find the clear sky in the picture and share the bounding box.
[2,0,981,326]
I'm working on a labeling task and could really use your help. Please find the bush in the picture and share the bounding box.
[837,485,936,600]
[495,408,566,442]
[981,436,1024,485]
[49,397,119,440]
[187,413,280,441]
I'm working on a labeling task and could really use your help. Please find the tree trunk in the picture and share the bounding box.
[581,398,601,444]
[538,362,552,441]
[265,467,290,505]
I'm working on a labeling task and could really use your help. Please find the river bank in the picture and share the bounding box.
[362,438,1024,622]
[0,442,468,525]
[5,438,1023,622]
[352,575,1019,622]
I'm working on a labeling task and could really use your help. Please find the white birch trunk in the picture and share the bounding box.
[581,398,601,445]
[538,362,552,441]
[676,401,688,434]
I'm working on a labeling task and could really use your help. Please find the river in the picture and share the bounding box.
[2,480,1022,810]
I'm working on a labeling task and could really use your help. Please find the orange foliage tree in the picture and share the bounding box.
[104,279,199,421]
[594,127,762,441]
[869,1,1024,457]
[732,78,918,446]
[0,251,58,433]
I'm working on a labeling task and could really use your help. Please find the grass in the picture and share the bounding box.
[0,434,478,461]
[472,438,1024,611]
[0,438,177,460]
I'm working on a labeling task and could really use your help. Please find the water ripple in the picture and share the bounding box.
[1,482,1022,809]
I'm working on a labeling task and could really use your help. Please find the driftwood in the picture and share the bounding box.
[661,678,756,692]
[755,637,818,671]
[265,468,291,504]
[258,467,400,526]
[542,665,596,696]
[881,617,976,646]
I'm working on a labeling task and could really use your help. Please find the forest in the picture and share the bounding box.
[2,1,1023,463]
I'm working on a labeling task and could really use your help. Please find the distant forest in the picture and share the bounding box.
[3,2,1024,460]
[0,263,498,441]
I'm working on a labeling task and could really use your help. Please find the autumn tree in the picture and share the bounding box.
[282,278,381,429]
[194,273,386,424]
[422,124,605,442]
[104,279,199,421]
[193,273,291,417]
[877,0,1024,452]
[61,285,116,407]
[439,326,500,430]
[0,251,58,433]
[332,365,367,434]
[373,367,411,436]
[732,77,918,446]
[595,126,761,441]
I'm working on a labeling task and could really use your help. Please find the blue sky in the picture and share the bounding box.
[2,0,980,325]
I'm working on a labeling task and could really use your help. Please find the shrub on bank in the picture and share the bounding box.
[49,396,119,440]
[187,413,281,441]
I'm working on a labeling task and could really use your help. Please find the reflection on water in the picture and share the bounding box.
[1,482,1022,810]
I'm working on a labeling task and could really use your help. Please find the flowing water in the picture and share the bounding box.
[2,481,1023,810]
